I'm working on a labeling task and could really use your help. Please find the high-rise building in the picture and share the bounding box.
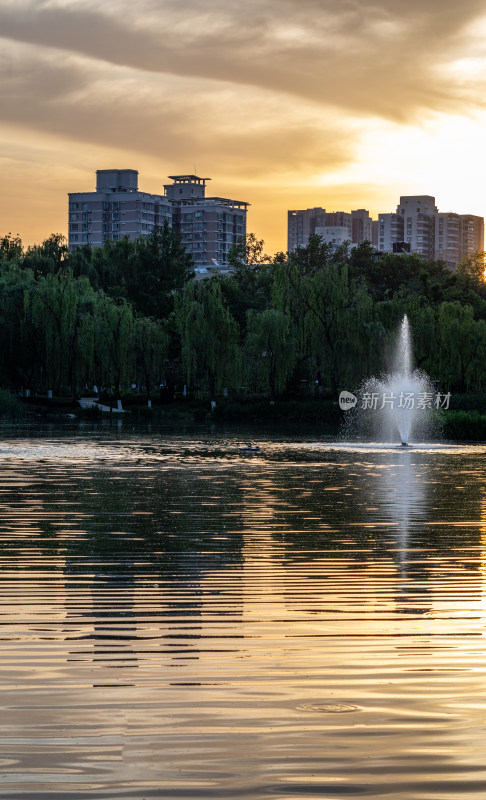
[460,215,484,262]
[351,209,374,245]
[435,212,460,270]
[314,225,356,249]
[68,171,248,266]
[287,207,327,251]
[288,207,374,251]
[377,213,404,253]
[164,175,248,265]
[396,195,438,260]
[288,193,483,269]
[68,170,172,249]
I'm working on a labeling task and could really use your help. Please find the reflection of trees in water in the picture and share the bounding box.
[62,464,246,675]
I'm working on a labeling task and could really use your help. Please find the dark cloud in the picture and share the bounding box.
[0,0,485,121]
[0,41,353,180]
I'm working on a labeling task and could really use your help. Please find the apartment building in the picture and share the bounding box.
[288,207,374,251]
[290,193,484,269]
[164,175,248,265]
[287,207,327,251]
[395,195,438,260]
[314,225,356,249]
[351,209,374,245]
[460,215,484,262]
[68,171,248,265]
[377,213,405,254]
[435,212,460,269]
[68,170,172,249]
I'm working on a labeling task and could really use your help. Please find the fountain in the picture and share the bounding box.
[345,315,435,446]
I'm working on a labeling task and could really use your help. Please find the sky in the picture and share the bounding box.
[1,0,486,254]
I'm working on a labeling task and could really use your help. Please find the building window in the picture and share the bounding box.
[82,203,90,211]
[70,203,79,210]
[71,234,78,241]
[70,213,78,221]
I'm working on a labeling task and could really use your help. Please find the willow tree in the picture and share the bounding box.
[0,263,40,389]
[436,301,486,391]
[244,308,297,397]
[133,316,170,402]
[274,240,375,395]
[93,296,134,398]
[30,271,96,394]
[175,279,240,401]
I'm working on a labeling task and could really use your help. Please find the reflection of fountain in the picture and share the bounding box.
[359,315,433,445]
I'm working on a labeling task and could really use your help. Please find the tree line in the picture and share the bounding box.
[0,225,485,402]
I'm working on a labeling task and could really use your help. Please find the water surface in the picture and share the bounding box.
[1,426,486,798]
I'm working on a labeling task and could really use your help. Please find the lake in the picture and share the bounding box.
[1,423,486,799]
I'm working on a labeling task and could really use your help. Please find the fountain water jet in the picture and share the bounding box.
[350,315,434,446]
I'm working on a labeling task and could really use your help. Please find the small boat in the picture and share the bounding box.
[239,444,260,452]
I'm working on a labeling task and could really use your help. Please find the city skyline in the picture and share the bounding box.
[1,0,486,255]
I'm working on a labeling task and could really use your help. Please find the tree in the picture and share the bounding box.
[435,302,484,391]
[227,232,271,268]
[132,223,194,318]
[0,263,39,389]
[30,271,96,394]
[23,234,69,278]
[175,279,240,401]
[457,252,486,284]
[274,239,375,395]
[0,233,23,264]
[93,296,134,398]
[133,316,170,402]
[244,309,297,397]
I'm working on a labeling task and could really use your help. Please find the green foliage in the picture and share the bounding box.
[274,241,378,394]
[244,308,297,396]
[0,233,23,263]
[175,279,240,399]
[1,226,486,408]
[133,316,170,398]
[441,410,486,441]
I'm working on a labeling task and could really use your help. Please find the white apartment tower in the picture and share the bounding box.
[396,195,438,260]
[377,214,405,253]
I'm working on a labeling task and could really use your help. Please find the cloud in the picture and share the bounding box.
[1,0,486,252]
[0,38,356,183]
[1,0,486,121]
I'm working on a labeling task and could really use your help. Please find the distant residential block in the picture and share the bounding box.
[289,193,484,269]
[314,225,356,249]
[287,207,327,251]
[288,207,373,252]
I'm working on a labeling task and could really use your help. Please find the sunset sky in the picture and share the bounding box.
[1,0,486,254]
